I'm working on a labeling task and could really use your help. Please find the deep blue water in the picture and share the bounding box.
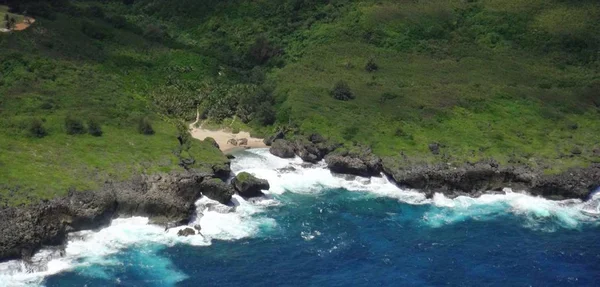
[44,188,600,287]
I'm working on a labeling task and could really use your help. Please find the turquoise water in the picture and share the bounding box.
[3,149,599,286]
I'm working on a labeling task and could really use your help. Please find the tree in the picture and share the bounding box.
[331,81,355,101]
[138,117,155,135]
[87,119,103,136]
[65,116,86,135]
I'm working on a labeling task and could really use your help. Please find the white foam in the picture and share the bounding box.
[2,148,598,286]
[0,195,276,286]
[234,149,599,230]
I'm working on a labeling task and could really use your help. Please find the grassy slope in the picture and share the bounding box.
[269,0,600,171]
[0,8,226,205]
[1,0,599,204]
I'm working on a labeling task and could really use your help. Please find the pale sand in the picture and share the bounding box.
[14,17,35,31]
[189,117,267,153]
[1,17,35,33]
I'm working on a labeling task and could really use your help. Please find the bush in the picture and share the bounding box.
[331,81,355,101]
[138,117,155,135]
[29,119,47,138]
[65,116,86,135]
[365,58,378,72]
[87,119,103,136]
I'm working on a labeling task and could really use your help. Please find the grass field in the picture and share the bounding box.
[0,0,598,205]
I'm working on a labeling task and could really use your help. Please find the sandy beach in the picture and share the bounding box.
[189,120,266,153]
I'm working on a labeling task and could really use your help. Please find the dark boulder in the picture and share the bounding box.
[232,172,270,197]
[428,143,440,155]
[270,139,296,158]
[227,138,238,146]
[177,227,196,237]
[294,139,322,163]
[199,178,235,204]
[264,130,285,146]
[211,161,232,180]
[204,137,220,150]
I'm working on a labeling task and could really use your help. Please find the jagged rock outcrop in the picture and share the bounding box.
[269,139,296,158]
[382,159,600,200]
[199,178,235,204]
[269,133,340,163]
[232,172,270,198]
[325,149,382,177]
[0,170,213,261]
[177,227,196,237]
[530,164,600,200]
[263,130,285,146]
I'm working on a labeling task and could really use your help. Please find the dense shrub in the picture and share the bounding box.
[331,81,354,101]
[249,36,280,65]
[254,102,276,125]
[138,117,155,135]
[86,6,105,18]
[143,23,169,42]
[81,21,112,40]
[87,119,103,137]
[365,58,378,72]
[65,116,86,135]
[29,119,47,138]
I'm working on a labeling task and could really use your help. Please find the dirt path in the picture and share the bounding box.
[189,113,267,153]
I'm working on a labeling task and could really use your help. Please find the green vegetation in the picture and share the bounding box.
[1,0,599,204]
[236,172,252,182]
[1,5,24,30]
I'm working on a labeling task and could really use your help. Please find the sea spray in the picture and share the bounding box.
[1,148,599,286]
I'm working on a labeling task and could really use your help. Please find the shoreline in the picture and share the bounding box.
[0,142,598,262]
[189,119,267,153]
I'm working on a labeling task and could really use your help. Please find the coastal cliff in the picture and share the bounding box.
[0,169,219,261]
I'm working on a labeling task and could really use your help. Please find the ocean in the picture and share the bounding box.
[2,148,599,286]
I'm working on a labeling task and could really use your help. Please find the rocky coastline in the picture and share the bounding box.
[267,132,600,201]
[1,132,598,263]
[0,160,270,262]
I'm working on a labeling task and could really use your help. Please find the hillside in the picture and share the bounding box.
[1,0,599,205]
